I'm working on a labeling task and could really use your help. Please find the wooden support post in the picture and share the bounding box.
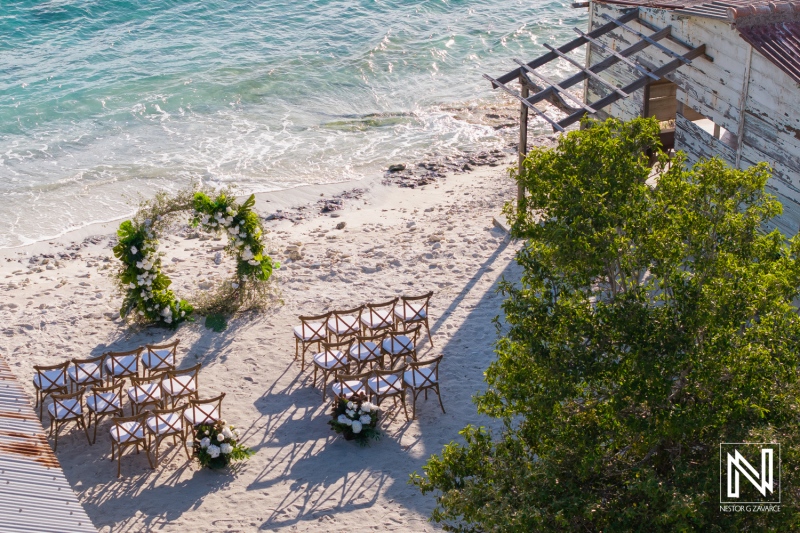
[518,77,529,206]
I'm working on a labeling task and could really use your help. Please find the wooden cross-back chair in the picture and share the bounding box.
[367,368,408,419]
[348,333,385,373]
[360,298,398,337]
[381,325,421,369]
[33,361,69,419]
[48,388,91,451]
[162,363,201,408]
[68,354,105,393]
[147,405,190,467]
[403,354,445,419]
[326,305,364,343]
[105,347,142,384]
[184,393,225,427]
[293,311,331,370]
[142,339,180,377]
[395,291,434,346]
[127,373,165,416]
[86,380,125,444]
[331,369,372,400]
[312,339,352,402]
[109,412,153,478]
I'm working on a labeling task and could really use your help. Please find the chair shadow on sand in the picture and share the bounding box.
[62,307,282,530]
[245,230,521,530]
[64,434,234,531]
[64,227,519,530]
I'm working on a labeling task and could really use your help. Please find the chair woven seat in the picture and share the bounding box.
[404,355,445,419]
[110,421,145,443]
[395,304,427,321]
[185,406,219,425]
[350,341,379,361]
[313,349,347,370]
[146,412,184,436]
[367,374,402,395]
[361,309,394,330]
[327,315,359,335]
[48,388,91,451]
[105,353,140,379]
[332,380,365,398]
[162,374,197,396]
[395,291,434,347]
[86,381,125,444]
[142,349,174,371]
[404,367,437,387]
[47,398,82,420]
[381,336,413,355]
[86,392,121,413]
[33,370,67,390]
[127,383,162,404]
[294,323,326,341]
[67,363,101,384]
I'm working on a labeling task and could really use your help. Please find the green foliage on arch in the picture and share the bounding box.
[112,187,278,328]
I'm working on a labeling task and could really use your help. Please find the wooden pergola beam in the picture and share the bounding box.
[513,58,597,113]
[542,43,629,98]
[575,28,659,80]
[599,13,692,64]
[482,74,566,132]
[636,17,713,61]
[492,9,639,85]
[557,44,707,129]
[522,24,670,108]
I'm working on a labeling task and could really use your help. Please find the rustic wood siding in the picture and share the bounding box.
[588,2,800,234]
[675,112,737,166]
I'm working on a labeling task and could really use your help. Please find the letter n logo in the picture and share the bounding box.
[720,443,780,504]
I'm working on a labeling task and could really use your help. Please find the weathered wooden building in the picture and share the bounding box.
[488,1,800,234]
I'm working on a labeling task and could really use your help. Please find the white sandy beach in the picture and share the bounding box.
[0,155,530,532]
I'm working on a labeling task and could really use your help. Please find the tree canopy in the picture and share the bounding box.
[412,117,800,531]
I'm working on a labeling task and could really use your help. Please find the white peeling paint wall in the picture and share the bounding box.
[587,2,800,235]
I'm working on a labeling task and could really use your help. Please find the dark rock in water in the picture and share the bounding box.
[388,163,406,172]
[336,221,347,230]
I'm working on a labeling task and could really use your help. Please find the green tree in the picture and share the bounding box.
[412,117,800,531]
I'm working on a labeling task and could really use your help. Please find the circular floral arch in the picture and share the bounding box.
[113,188,278,327]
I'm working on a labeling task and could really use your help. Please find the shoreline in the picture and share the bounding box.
[0,97,531,253]
[0,142,542,532]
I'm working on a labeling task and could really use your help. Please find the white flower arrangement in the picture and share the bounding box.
[192,420,254,470]
[329,392,381,446]
[207,444,221,458]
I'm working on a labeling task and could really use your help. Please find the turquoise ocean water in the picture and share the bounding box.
[0,0,585,247]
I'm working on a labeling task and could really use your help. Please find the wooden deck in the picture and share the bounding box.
[0,355,96,533]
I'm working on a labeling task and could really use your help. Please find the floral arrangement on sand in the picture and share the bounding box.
[328,392,381,446]
[112,186,278,328]
[192,420,255,469]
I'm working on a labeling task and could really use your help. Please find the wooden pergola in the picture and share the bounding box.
[485,8,706,201]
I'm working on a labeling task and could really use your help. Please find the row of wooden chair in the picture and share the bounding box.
[310,327,422,401]
[293,292,433,370]
[332,355,445,420]
[32,339,181,419]
[47,385,225,477]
